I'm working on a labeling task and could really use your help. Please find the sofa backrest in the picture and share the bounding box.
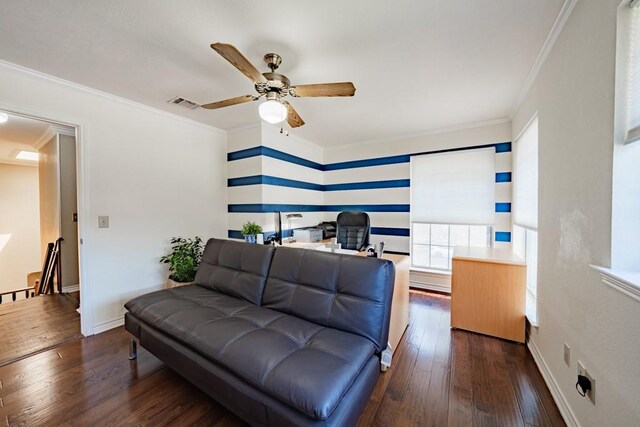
[194,238,275,305]
[262,247,395,353]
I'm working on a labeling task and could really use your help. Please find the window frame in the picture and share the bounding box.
[410,221,493,272]
[512,112,540,325]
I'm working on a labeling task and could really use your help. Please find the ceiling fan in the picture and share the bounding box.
[201,43,356,128]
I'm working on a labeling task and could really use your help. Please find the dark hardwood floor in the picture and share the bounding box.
[0,290,564,426]
[0,292,82,367]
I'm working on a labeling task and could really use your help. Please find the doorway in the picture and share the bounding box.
[0,110,83,365]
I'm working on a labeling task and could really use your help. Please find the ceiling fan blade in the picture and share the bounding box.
[201,95,257,110]
[211,43,268,84]
[290,82,356,97]
[284,101,305,128]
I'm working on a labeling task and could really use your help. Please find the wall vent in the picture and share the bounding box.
[168,96,199,109]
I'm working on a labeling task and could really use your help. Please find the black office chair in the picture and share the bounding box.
[336,211,370,251]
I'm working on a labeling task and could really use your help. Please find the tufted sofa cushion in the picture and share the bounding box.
[125,284,377,421]
[193,238,275,305]
[262,246,395,353]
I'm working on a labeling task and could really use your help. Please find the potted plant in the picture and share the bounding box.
[241,222,263,244]
[159,236,204,288]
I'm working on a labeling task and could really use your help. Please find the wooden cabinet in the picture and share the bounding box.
[451,246,526,343]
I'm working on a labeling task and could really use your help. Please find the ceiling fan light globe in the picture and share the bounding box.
[259,100,287,124]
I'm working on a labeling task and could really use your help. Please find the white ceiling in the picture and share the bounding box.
[0,0,564,147]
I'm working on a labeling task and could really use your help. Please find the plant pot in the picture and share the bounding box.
[244,235,257,244]
[166,278,193,289]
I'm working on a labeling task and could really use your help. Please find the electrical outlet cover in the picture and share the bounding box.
[577,360,596,404]
[564,343,571,366]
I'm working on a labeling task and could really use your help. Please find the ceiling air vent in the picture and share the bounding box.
[168,96,199,110]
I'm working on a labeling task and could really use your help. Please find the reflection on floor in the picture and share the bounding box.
[0,291,564,426]
[0,292,81,367]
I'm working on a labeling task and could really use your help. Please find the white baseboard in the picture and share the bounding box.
[62,284,80,293]
[409,269,451,294]
[527,338,580,427]
[92,316,124,334]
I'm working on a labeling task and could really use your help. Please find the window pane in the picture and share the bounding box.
[450,225,469,246]
[412,244,430,268]
[525,230,538,298]
[512,225,526,260]
[469,225,489,247]
[431,224,449,246]
[412,223,430,244]
[430,245,449,270]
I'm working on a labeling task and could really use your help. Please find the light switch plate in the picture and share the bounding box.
[98,215,109,228]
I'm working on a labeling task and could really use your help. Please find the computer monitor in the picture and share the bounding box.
[274,211,282,244]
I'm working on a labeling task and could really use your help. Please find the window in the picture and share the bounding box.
[412,223,492,271]
[624,0,640,143]
[599,1,640,297]
[410,148,496,271]
[513,116,538,323]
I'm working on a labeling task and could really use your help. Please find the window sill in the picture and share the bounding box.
[590,265,640,303]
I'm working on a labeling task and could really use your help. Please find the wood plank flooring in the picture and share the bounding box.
[0,293,81,367]
[0,290,564,426]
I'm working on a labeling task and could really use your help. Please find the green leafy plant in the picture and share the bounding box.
[241,222,263,236]
[159,236,203,283]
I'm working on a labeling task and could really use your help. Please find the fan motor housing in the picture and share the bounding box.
[256,72,290,96]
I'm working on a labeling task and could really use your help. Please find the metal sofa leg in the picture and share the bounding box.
[380,344,392,372]
[129,338,138,360]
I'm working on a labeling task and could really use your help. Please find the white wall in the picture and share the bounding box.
[323,121,513,254]
[227,123,325,238]
[512,0,640,425]
[0,61,228,335]
[0,163,40,294]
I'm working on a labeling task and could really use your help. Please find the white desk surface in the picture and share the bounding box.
[452,246,525,266]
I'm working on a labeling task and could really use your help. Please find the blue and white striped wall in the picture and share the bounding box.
[227,122,512,254]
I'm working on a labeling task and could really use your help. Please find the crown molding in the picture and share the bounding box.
[328,117,511,151]
[0,59,227,136]
[34,126,57,149]
[0,157,38,167]
[509,0,578,118]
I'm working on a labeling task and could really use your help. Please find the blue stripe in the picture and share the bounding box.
[495,142,512,153]
[227,146,263,161]
[228,204,323,213]
[228,175,408,191]
[495,172,512,183]
[495,202,512,213]
[227,146,323,170]
[323,179,410,191]
[322,204,410,212]
[323,155,410,171]
[227,141,512,172]
[495,231,511,242]
[384,250,410,256]
[371,227,410,236]
[227,175,264,187]
[228,204,410,213]
[228,230,244,239]
[228,229,293,239]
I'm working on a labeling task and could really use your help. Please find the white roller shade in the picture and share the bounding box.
[627,4,640,143]
[411,148,495,225]
[513,117,538,229]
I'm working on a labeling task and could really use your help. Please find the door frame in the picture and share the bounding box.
[0,104,93,336]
